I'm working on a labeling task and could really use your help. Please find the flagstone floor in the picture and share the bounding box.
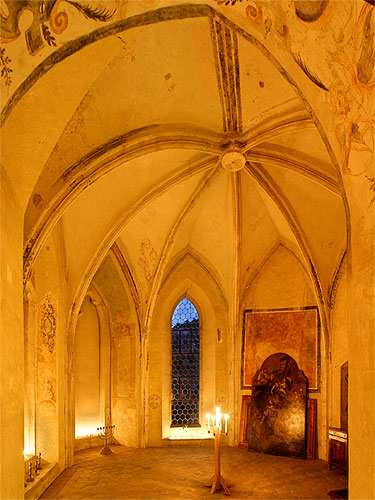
[40,445,347,499]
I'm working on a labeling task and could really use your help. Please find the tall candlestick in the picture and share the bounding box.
[204,407,231,495]
[206,413,211,432]
[215,406,220,427]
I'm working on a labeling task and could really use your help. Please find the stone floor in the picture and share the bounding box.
[40,445,347,499]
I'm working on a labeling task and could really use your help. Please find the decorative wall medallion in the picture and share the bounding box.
[37,295,57,409]
[39,295,56,354]
[138,238,157,283]
[148,394,161,409]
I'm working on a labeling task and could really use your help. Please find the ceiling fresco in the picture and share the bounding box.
[1,0,373,344]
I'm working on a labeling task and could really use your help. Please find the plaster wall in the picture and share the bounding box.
[0,171,24,499]
[329,263,348,429]
[32,233,65,465]
[345,165,375,500]
[91,252,141,448]
[243,245,317,310]
[111,318,139,448]
[74,296,101,436]
[241,245,327,458]
[24,281,37,459]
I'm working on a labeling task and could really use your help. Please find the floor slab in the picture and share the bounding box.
[40,445,348,499]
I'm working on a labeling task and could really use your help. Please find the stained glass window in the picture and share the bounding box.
[171,297,200,426]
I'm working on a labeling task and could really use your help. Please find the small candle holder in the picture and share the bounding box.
[25,462,34,482]
[36,452,42,470]
[204,407,231,495]
[33,459,39,477]
[97,425,115,455]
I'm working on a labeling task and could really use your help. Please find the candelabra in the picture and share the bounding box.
[33,459,39,477]
[204,407,231,496]
[25,462,34,483]
[36,452,42,470]
[97,425,115,455]
[25,452,42,486]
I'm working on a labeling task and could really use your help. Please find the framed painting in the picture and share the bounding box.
[241,307,320,392]
[247,353,307,459]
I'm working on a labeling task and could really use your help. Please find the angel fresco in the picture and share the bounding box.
[328,3,374,172]
[217,0,374,173]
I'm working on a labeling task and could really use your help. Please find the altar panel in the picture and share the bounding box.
[247,353,307,459]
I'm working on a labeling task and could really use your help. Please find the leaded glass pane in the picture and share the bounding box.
[171,298,200,426]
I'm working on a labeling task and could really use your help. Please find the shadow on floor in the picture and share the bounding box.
[41,445,348,499]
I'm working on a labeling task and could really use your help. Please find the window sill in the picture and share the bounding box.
[166,426,212,440]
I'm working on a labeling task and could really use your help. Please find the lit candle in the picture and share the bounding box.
[206,413,211,432]
[219,414,222,431]
[216,406,220,428]
[224,414,228,434]
[211,415,215,428]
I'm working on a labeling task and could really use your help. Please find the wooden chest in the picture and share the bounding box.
[328,428,348,474]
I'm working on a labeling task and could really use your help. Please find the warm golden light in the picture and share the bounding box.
[169,426,212,440]
[75,426,100,438]
[23,442,33,459]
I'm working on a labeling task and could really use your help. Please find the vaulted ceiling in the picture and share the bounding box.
[9,2,347,317]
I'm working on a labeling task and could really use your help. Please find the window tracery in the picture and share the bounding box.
[171,298,200,427]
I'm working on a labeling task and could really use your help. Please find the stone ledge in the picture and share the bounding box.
[24,462,60,500]
[162,438,213,447]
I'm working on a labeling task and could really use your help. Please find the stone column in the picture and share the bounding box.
[346,168,375,500]
[0,172,24,499]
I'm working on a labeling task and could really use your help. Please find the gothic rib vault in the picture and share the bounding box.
[1,1,374,499]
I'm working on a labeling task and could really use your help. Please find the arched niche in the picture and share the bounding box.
[73,287,111,451]
[74,296,102,438]
[147,252,228,445]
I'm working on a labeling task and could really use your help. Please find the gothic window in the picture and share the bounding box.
[171,297,200,426]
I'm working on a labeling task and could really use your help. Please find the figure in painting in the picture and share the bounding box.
[247,353,307,459]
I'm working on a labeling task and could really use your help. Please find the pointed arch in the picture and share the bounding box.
[170,297,200,427]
